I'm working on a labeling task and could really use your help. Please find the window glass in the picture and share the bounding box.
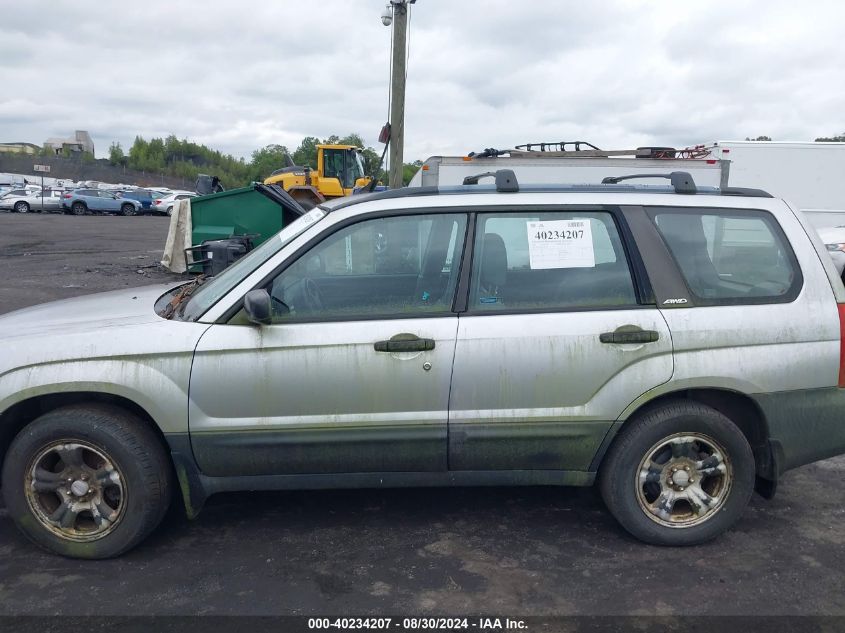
[181,208,328,321]
[469,211,636,311]
[323,150,348,187]
[267,214,467,321]
[651,208,799,301]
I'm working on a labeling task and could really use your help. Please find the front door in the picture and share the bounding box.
[448,209,673,471]
[189,212,468,477]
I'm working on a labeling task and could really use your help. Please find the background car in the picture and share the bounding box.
[61,189,142,216]
[117,188,166,213]
[817,226,845,276]
[0,190,64,213]
[151,190,197,215]
[0,186,41,200]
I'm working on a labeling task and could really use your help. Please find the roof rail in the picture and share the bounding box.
[325,171,772,212]
[462,169,519,191]
[601,171,697,194]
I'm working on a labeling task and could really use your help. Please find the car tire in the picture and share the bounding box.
[71,202,87,216]
[120,203,136,217]
[166,206,173,216]
[13,201,30,213]
[1,404,173,559]
[599,400,754,546]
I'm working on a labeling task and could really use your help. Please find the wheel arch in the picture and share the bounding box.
[0,392,184,506]
[594,387,779,496]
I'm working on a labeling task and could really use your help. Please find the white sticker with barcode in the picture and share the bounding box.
[526,219,594,269]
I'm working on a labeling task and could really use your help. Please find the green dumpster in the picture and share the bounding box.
[190,183,304,249]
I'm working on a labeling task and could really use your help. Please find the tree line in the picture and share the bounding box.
[107,131,845,189]
[108,133,421,189]
[745,134,845,142]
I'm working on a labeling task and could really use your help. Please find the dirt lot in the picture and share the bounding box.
[0,213,844,617]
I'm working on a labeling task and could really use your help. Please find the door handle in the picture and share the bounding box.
[599,329,659,344]
[374,335,435,352]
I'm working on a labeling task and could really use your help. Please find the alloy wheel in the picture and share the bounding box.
[635,432,732,528]
[25,440,127,542]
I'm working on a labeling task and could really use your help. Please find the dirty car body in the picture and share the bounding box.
[2,175,845,558]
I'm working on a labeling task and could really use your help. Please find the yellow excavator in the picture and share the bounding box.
[263,144,372,209]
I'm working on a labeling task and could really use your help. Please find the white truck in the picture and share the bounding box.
[706,140,845,230]
[407,143,730,189]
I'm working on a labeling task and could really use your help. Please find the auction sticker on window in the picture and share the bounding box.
[526,219,595,269]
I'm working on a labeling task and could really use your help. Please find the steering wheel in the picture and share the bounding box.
[301,278,324,312]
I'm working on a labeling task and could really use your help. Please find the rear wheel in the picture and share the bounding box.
[13,201,30,213]
[71,201,87,216]
[599,401,754,546]
[1,404,172,559]
[166,206,174,216]
[120,203,136,216]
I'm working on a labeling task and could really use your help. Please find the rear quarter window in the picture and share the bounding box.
[647,207,802,305]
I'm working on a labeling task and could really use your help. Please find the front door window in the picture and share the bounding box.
[266,213,467,322]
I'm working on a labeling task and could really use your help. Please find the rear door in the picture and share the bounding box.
[448,208,673,472]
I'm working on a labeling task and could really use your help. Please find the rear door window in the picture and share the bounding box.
[468,211,637,311]
[648,207,801,304]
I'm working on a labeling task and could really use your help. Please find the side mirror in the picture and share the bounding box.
[243,289,272,325]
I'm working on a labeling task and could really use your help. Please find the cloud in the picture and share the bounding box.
[1,0,843,165]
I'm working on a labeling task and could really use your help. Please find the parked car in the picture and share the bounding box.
[2,170,845,558]
[1,186,41,200]
[816,226,845,276]
[117,188,165,213]
[62,189,142,216]
[151,191,197,215]
[0,190,64,213]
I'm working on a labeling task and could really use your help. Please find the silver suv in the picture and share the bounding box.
[2,170,844,558]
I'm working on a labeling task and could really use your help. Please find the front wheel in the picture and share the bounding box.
[14,201,30,213]
[120,203,136,216]
[599,401,754,546]
[1,404,172,559]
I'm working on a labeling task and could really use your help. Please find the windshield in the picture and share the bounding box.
[180,207,327,320]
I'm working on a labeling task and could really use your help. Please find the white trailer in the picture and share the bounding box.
[707,141,845,229]
[408,146,729,190]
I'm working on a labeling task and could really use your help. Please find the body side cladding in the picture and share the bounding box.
[164,429,595,519]
[750,388,845,473]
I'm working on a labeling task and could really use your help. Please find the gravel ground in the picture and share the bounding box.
[0,212,843,618]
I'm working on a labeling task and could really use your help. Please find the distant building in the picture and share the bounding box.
[0,142,41,155]
[44,130,95,156]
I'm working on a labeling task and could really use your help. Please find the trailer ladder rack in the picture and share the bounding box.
[467,142,713,160]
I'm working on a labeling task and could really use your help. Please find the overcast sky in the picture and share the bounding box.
[2,0,843,161]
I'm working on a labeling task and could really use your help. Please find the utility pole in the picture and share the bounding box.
[388,1,410,189]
